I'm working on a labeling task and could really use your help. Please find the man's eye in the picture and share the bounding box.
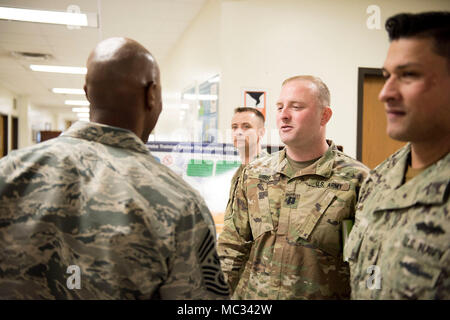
[401,71,418,78]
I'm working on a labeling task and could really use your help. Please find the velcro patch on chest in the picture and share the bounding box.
[307,180,350,191]
[283,193,300,208]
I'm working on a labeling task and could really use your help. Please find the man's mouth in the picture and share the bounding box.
[386,108,406,120]
[280,125,293,132]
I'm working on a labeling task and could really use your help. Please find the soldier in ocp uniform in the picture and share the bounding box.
[218,75,369,299]
[344,12,450,299]
[0,37,229,299]
[228,107,268,208]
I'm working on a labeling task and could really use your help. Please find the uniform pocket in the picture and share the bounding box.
[246,176,274,240]
[288,189,339,256]
[388,234,447,299]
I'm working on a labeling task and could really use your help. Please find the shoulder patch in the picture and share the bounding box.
[198,229,229,297]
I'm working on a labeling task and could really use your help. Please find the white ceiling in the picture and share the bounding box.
[0,0,208,112]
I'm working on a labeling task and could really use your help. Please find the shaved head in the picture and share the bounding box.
[84,37,162,142]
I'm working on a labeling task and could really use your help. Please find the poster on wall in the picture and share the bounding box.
[199,75,219,143]
[243,89,267,119]
[147,141,240,236]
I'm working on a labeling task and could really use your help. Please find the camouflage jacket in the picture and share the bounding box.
[227,149,270,210]
[344,144,450,299]
[218,142,369,299]
[0,121,229,299]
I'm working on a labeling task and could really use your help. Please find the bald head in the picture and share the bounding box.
[84,37,162,142]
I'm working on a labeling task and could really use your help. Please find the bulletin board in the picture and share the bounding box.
[147,141,241,236]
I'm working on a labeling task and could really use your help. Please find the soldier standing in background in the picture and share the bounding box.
[227,107,267,208]
[0,37,229,299]
[218,75,369,299]
[345,12,450,299]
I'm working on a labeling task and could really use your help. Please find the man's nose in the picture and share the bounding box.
[279,106,290,120]
[379,76,400,103]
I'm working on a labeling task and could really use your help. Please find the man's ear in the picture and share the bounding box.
[145,82,156,111]
[320,107,332,126]
[258,127,266,139]
[84,85,89,102]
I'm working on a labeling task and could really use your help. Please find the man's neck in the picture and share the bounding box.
[239,144,261,165]
[410,135,450,169]
[285,139,329,162]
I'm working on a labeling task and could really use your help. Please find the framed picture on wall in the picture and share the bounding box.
[242,89,266,118]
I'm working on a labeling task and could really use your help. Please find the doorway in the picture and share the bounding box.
[0,114,7,157]
[357,68,405,169]
[12,116,18,150]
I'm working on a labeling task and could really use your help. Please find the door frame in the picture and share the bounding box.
[356,67,383,161]
[1,113,8,156]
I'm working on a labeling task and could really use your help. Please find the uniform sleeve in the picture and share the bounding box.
[217,168,253,294]
[158,198,230,300]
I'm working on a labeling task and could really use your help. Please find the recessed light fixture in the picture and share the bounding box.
[72,107,89,113]
[0,6,89,26]
[76,112,90,118]
[53,88,85,95]
[183,94,218,101]
[65,100,89,106]
[30,65,87,74]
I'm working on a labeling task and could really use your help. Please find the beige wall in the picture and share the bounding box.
[0,84,61,151]
[159,0,450,157]
[3,0,450,154]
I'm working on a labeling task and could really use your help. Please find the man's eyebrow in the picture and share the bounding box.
[382,63,423,72]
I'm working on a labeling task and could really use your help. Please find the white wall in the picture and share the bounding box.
[160,0,450,157]
[157,0,221,142]
[0,83,65,151]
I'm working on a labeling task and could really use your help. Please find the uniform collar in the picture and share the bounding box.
[275,141,336,179]
[373,144,449,210]
[61,121,151,155]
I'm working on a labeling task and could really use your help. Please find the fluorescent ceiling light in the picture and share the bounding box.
[208,76,220,83]
[76,112,90,118]
[65,100,89,106]
[30,64,87,74]
[183,94,218,101]
[72,107,89,113]
[0,6,88,26]
[53,88,85,95]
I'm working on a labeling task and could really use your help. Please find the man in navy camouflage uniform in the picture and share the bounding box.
[0,37,229,299]
[345,12,450,299]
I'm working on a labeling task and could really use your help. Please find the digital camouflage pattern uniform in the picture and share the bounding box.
[344,144,450,299]
[218,142,369,299]
[0,121,229,299]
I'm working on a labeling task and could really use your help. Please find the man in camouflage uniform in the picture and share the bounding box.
[218,75,369,299]
[0,37,229,299]
[228,107,267,207]
[344,12,450,299]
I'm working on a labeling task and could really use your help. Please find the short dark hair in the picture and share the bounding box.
[385,12,450,62]
[234,107,265,124]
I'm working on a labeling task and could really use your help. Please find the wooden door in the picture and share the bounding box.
[357,69,405,169]
[0,115,7,157]
[12,117,18,150]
